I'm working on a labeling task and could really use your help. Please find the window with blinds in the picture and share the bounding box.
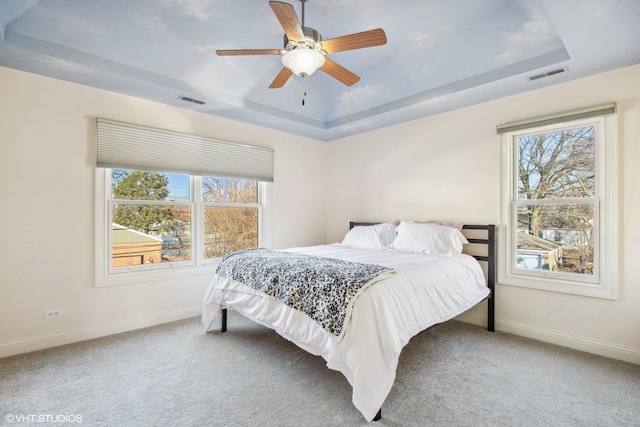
[497,105,618,299]
[95,119,272,286]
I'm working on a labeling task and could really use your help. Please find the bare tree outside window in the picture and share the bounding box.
[202,177,259,258]
[515,126,596,275]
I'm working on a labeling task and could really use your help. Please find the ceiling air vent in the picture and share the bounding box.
[528,67,567,81]
[178,95,206,105]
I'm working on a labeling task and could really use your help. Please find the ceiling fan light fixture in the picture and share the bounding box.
[281,47,325,78]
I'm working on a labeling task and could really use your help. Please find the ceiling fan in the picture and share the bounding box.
[216,0,387,89]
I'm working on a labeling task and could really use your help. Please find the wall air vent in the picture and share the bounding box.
[528,67,567,81]
[178,95,206,105]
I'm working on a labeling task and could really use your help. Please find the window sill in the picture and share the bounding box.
[499,273,617,300]
[96,262,219,287]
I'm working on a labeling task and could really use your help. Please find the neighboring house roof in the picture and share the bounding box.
[517,233,561,252]
[112,224,162,244]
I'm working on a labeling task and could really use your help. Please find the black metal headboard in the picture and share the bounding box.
[348,221,495,332]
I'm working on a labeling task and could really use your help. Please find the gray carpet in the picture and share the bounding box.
[1,312,639,426]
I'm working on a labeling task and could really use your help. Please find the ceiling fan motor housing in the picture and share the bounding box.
[284,27,323,50]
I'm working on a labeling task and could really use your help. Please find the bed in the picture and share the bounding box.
[202,221,495,421]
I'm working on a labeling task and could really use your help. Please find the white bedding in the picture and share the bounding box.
[202,244,490,421]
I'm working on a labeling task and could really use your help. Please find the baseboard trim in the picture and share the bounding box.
[0,306,203,359]
[456,311,640,365]
[4,307,639,365]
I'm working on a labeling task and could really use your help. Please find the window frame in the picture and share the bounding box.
[498,111,618,299]
[96,169,271,287]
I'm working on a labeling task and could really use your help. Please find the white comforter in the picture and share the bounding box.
[202,244,490,421]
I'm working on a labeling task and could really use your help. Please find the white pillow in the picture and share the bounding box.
[391,221,468,256]
[431,221,464,231]
[341,223,397,249]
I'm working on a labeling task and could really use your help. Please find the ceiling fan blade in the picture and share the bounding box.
[216,49,281,56]
[269,1,305,42]
[321,28,387,54]
[320,58,360,86]
[269,67,293,89]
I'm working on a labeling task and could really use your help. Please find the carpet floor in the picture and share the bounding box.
[1,312,639,426]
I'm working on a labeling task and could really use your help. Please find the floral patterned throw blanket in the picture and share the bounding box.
[215,248,395,338]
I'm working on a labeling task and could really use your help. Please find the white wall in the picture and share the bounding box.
[326,65,640,364]
[0,66,327,357]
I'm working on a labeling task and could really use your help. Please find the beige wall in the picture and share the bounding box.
[326,64,640,364]
[2,64,639,364]
[0,66,326,356]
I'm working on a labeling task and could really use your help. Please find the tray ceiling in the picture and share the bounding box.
[1,0,639,140]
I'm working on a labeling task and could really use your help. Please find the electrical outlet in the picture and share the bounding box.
[45,309,63,319]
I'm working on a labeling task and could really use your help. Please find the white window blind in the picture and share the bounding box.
[496,104,616,134]
[96,118,274,182]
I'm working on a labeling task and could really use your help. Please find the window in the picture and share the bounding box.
[498,105,618,299]
[98,169,268,286]
[95,118,273,286]
[201,176,260,259]
[111,170,191,267]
